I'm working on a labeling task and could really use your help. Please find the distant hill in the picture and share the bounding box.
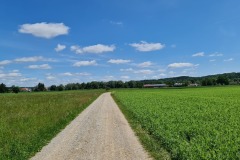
[140,72,240,85]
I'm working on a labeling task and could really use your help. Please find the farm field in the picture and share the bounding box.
[0,90,104,159]
[113,87,240,160]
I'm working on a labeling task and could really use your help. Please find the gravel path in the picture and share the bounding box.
[31,92,151,160]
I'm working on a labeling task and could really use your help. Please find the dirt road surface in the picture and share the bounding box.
[31,92,151,160]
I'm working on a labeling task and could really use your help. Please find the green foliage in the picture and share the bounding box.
[217,75,229,85]
[49,85,57,91]
[0,90,104,159]
[34,83,46,92]
[12,85,20,93]
[0,83,8,93]
[114,87,240,159]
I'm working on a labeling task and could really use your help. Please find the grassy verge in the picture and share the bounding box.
[0,90,104,159]
[111,92,171,160]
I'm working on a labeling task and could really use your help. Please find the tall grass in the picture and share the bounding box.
[0,90,104,159]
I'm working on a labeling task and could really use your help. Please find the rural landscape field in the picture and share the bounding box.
[0,90,103,159]
[1,0,240,159]
[113,87,240,159]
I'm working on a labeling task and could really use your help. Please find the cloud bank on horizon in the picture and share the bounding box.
[0,0,239,86]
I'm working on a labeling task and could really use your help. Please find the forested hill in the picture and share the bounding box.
[140,72,240,85]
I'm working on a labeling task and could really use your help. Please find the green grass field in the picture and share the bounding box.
[0,90,104,160]
[113,87,240,160]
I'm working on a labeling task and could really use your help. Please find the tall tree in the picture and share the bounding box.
[0,83,8,93]
[35,83,46,91]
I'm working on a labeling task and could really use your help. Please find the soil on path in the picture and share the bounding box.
[31,92,151,160]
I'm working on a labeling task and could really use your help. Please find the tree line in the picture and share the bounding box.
[1,72,239,93]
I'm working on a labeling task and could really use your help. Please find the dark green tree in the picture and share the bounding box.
[57,84,64,91]
[12,85,20,93]
[34,83,46,91]
[0,83,8,93]
[49,85,57,91]
[217,75,229,85]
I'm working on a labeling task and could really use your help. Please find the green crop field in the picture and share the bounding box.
[113,87,240,160]
[0,90,103,160]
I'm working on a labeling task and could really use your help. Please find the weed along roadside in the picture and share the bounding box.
[0,90,104,159]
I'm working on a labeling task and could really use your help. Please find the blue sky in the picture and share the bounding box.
[0,0,240,86]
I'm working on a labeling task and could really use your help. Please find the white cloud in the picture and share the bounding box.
[121,76,129,79]
[46,76,56,80]
[159,73,166,77]
[224,58,234,62]
[120,68,134,72]
[71,44,115,54]
[0,72,22,78]
[61,72,91,76]
[73,60,97,67]
[137,61,153,68]
[55,44,66,52]
[0,60,12,65]
[168,63,194,68]
[28,64,52,69]
[129,41,165,52]
[108,59,131,64]
[19,22,69,39]
[134,69,154,74]
[120,68,154,74]
[20,78,37,82]
[192,52,205,57]
[61,72,73,76]
[209,59,216,62]
[15,56,44,62]
[209,53,223,57]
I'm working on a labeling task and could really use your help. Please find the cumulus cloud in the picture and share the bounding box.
[61,72,91,76]
[71,44,115,54]
[209,53,223,57]
[121,76,129,79]
[224,58,234,62]
[134,69,154,74]
[120,68,134,72]
[0,60,12,65]
[20,78,37,82]
[129,41,165,52]
[120,68,154,74]
[73,60,97,67]
[14,56,56,63]
[19,22,69,39]
[137,61,153,68]
[15,56,44,62]
[28,64,52,69]
[168,63,194,68]
[55,44,66,52]
[108,59,131,64]
[159,73,166,77]
[46,76,56,80]
[0,72,22,78]
[192,52,205,57]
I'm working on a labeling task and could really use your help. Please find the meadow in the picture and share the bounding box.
[113,87,240,160]
[0,90,104,159]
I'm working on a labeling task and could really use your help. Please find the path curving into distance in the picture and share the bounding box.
[31,92,151,160]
